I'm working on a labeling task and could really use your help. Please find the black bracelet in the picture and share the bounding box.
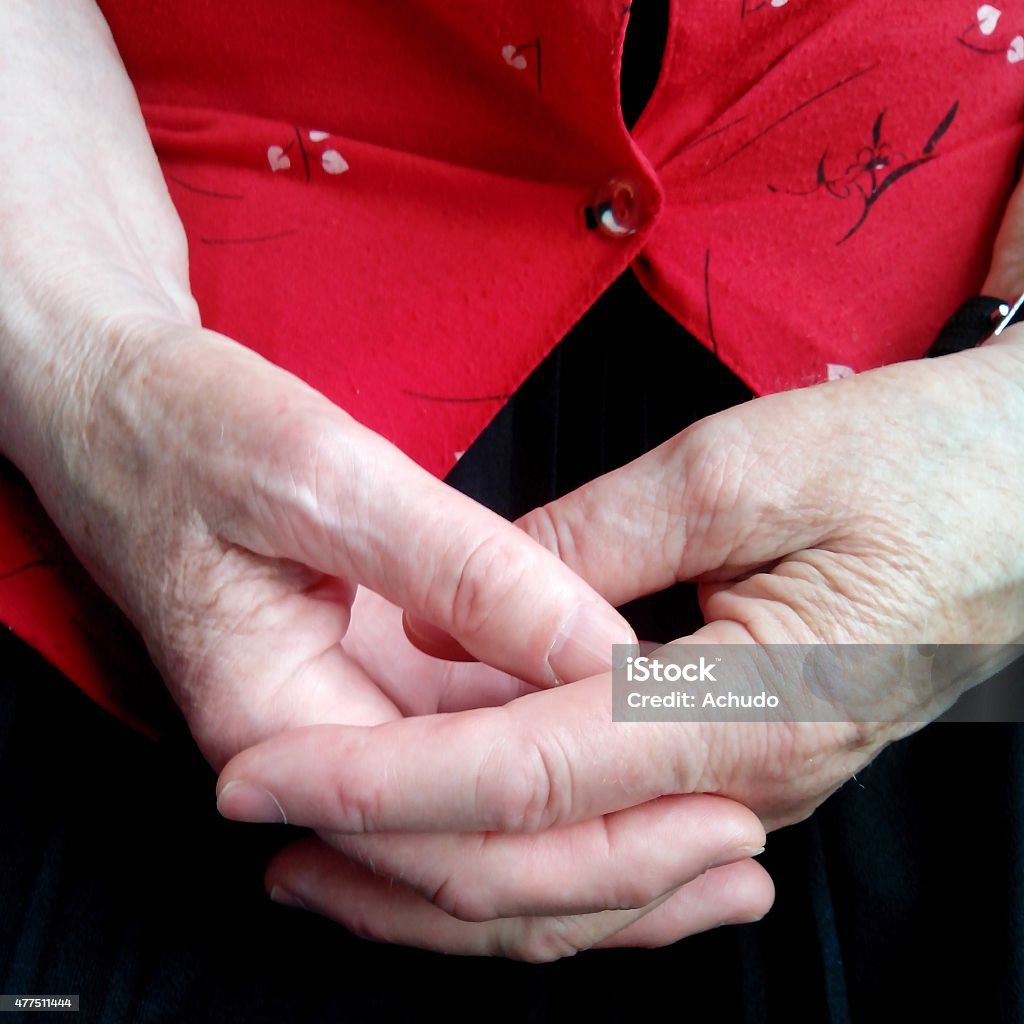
[927,293,1024,358]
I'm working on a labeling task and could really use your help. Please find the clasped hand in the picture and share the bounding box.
[15,286,1024,961]
[215,321,1024,957]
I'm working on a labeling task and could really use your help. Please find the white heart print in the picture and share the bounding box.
[1009,35,1024,61]
[501,44,528,70]
[321,149,349,175]
[978,4,1002,34]
[770,0,789,7]
[308,130,330,142]
[267,145,291,172]
[827,363,855,381]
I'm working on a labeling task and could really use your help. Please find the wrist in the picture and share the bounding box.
[0,267,198,482]
[968,323,1024,422]
[0,0,201,475]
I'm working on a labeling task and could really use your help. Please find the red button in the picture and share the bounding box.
[590,177,644,237]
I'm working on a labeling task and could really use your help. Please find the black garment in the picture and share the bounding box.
[2,3,1022,1021]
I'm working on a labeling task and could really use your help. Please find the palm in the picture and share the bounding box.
[174,562,532,769]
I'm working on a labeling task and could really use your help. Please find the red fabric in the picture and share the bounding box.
[2,0,1022,732]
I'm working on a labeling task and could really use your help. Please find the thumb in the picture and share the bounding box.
[514,404,839,607]
[226,404,635,687]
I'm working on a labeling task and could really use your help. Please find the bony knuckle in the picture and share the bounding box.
[255,403,310,469]
[260,400,361,510]
[679,420,750,510]
[469,713,567,832]
[526,735,574,831]
[486,770,541,835]
[516,504,555,551]
[448,533,527,640]
[330,777,383,835]
[485,736,560,833]
[518,503,576,564]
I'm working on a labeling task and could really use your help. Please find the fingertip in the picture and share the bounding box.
[269,884,307,910]
[546,602,637,685]
[216,779,288,824]
[264,835,321,900]
[711,795,767,855]
[719,858,776,924]
[660,793,767,865]
[594,859,775,951]
[402,611,476,661]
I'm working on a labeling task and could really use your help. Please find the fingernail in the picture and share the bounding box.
[709,844,766,870]
[217,781,288,824]
[402,612,475,662]
[269,885,307,910]
[547,603,636,685]
[739,910,768,925]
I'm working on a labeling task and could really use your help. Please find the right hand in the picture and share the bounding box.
[9,307,771,958]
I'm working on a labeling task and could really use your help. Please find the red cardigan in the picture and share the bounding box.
[1,0,1021,732]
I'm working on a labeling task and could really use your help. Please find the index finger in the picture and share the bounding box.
[224,393,636,688]
[216,674,700,834]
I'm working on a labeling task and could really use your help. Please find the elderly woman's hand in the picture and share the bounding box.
[14,313,644,765]
[20,312,770,955]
